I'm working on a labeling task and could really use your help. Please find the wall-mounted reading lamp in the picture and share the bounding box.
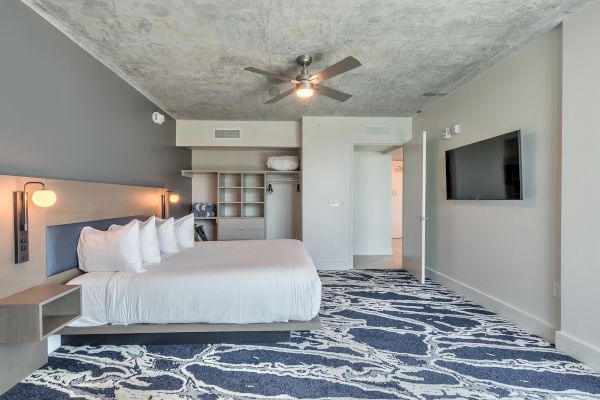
[14,182,57,263]
[161,190,180,219]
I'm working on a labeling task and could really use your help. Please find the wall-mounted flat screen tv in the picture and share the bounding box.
[446,130,522,200]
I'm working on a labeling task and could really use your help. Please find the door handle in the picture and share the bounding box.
[416,216,429,221]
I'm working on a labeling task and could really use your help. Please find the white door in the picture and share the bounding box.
[403,131,427,283]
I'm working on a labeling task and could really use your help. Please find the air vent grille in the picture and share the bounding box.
[422,92,447,97]
[214,129,241,139]
[364,126,390,136]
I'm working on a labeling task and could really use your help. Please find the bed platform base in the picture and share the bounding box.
[61,331,292,345]
[59,316,320,345]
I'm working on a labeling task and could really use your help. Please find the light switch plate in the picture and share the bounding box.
[553,282,561,298]
[328,199,340,207]
[13,192,29,263]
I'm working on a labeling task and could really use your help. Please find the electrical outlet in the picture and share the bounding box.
[331,240,337,248]
[553,282,561,298]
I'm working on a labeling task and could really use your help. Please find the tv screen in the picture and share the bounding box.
[446,130,522,200]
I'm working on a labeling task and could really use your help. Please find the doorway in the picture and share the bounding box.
[391,149,404,267]
[352,146,403,269]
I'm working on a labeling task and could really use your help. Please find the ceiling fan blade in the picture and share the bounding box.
[317,85,352,102]
[309,56,361,83]
[265,87,296,104]
[244,67,299,84]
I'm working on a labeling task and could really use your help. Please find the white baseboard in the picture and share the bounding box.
[316,260,351,270]
[353,247,393,256]
[556,331,600,371]
[426,267,557,342]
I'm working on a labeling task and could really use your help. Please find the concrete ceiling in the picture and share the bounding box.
[23,0,590,120]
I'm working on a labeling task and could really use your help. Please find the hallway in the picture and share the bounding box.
[353,238,402,270]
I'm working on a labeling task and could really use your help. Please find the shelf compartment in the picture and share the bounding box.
[194,219,217,241]
[243,203,265,218]
[219,203,241,218]
[243,173,265,188]
[42,315,79,337]
[244,187,265,203]
[219,173,242,188]
[219,187,242,202]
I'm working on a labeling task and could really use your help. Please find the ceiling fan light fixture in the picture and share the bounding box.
[296,82,314,98]
[245,55,360,103]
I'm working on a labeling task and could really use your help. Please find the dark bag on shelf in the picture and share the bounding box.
[195,225,209,241]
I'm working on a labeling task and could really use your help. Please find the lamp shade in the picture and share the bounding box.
[296,82,314,98]
[168,193,180,203]
[31,189,57,207]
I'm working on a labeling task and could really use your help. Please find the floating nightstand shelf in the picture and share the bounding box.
[0,285,81,343]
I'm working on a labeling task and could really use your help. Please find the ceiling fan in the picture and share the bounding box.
[244,55,361,104]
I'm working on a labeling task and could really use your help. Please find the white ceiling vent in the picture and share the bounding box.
[364,126,391,136]
[214,129,241,139]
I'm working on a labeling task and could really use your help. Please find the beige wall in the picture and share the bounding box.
[177,120,300,148]
[411,28,562,341]
[556,0,600,369]
[302,117,412,269]
[191,148,299,170]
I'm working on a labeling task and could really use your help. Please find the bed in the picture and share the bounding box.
[47,216,321,344]
[67,239,321,326]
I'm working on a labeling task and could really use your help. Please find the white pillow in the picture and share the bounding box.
[77,220,144,273]
[174,213,195,249]
[155,217,179,255]
[110,216,161,265]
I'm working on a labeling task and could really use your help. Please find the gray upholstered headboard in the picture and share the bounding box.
[46,215,147,277]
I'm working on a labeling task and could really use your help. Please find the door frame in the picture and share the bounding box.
[349,141,407,269]
[402,130,427,283]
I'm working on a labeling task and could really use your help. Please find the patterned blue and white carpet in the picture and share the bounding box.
[3,270,600,399]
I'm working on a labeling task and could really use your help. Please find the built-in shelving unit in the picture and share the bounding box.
[218,172,266,220]
[184,168,301,241]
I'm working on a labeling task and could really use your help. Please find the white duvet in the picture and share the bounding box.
[68,239,321,326]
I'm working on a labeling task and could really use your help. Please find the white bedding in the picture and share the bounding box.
[68,239,321,326]
[68,272,112,326]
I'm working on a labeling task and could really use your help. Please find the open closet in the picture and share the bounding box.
[265,172,301,240]
[182,149,301,242]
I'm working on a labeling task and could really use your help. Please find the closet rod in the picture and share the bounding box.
[266,180,301,183]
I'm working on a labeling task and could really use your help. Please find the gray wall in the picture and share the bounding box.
[0,1,190,216]
[411,27,562,342]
